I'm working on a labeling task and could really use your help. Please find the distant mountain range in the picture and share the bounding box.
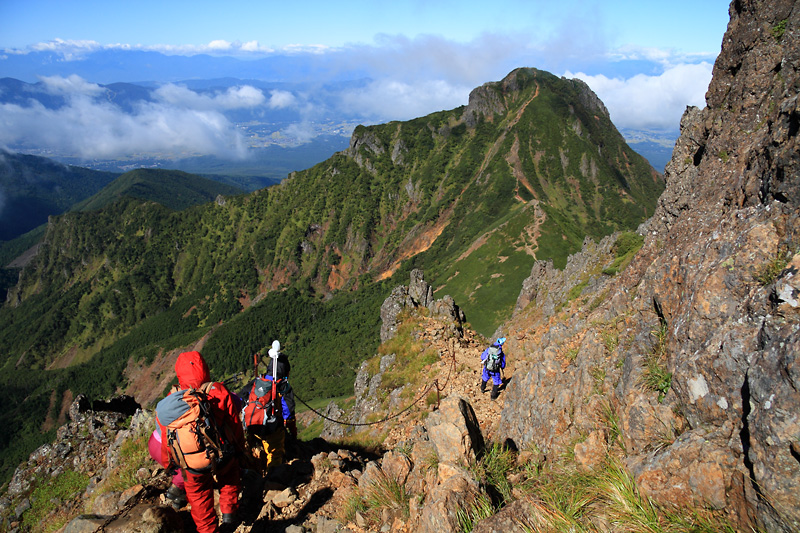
[0,49,372,85]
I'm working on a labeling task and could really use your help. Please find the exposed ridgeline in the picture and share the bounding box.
[1,67,660,372]
[497,0,800,530]
[0,67,659,485]
[338,68,662,334]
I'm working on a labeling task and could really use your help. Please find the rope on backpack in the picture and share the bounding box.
[292,337,459,427]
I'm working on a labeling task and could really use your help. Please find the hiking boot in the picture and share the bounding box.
[491,384,500,400]
[480,380,487,393]
[220,513,238,532]
[165,484,187,510]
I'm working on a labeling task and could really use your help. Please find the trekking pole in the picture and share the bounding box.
[269,341,279,419]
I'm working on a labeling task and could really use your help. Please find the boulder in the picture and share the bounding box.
[381,451,412,484]
[425,395,484,465]
[472,499,533,533]
[418,467,481,533]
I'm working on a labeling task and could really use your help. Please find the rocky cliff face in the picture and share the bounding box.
[498,0,800,530]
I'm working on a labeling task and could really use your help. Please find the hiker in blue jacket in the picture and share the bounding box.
[480,337,507,400]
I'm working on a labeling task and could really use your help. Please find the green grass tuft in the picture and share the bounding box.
[643,322,672,402]
[22,469,91,532]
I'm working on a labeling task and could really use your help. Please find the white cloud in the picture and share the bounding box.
[338,78,471,121]
[208,40,233,51]
[610,44,718,67]
[154,84,266,110]
[241,40,272,53]
[0,76,255,160]
[283,122,317,143]
[268,90,296,109]
[565,62,713,130]
[39,74,105,96]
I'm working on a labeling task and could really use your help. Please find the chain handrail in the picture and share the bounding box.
[293,337,459,427]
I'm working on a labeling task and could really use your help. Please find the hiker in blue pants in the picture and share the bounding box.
[480,337,507,400]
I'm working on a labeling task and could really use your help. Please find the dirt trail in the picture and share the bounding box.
[373,323,512,448]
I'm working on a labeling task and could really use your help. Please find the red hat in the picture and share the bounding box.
[175,351,211,389]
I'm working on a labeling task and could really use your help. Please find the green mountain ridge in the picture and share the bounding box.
[0,67,663,484]
[0,150,120,242]
[72,168,246,212]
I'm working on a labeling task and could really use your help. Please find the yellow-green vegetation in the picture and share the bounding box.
[333,429,388,455]
[643,322,672,403]
[105,432,152,491]
[363,471,410,518]
[298,417,325,441]
[340,491,368,523]
[589,366,606,395]
[772,19,788,40]
[468,442,517,502]
[754,251,789,286]
[565,347,580,363]
[340,470,410,526]
[603,231,645,276]
[296,395,352,441]
[395,442,414,458]
[588,288,609,312]
[425,389,440,407]
[456,493,497,533]
[21,469,91,533]
[567,280,590,302]
[373,313,441,401]
[600,328,620,354]
[517,457,737,532]
[598,399,625,453]
[422,450,440,473]
[450,436,737,531]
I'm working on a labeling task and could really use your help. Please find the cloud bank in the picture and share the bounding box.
[566,62,713,130]
[0,75,260,159]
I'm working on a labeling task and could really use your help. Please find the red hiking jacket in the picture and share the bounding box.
[157,351,245,468]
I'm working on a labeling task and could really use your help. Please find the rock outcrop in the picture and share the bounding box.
[380,269,465,342]
[498,1,800,531]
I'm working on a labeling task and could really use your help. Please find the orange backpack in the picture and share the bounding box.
[162,383,234,475]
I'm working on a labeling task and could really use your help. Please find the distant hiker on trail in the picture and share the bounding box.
[480,337,507,400]
[155,351,245,533]
[240,340,295,473]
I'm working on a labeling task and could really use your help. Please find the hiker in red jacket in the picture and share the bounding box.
[156,351,245,533]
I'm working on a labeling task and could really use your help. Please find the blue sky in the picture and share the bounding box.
[1,0,728,54]
[0,0,732,161]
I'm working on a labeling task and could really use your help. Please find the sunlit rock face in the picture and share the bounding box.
[499,0,800,530]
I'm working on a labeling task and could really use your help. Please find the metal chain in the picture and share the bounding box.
[293,337,459,427]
